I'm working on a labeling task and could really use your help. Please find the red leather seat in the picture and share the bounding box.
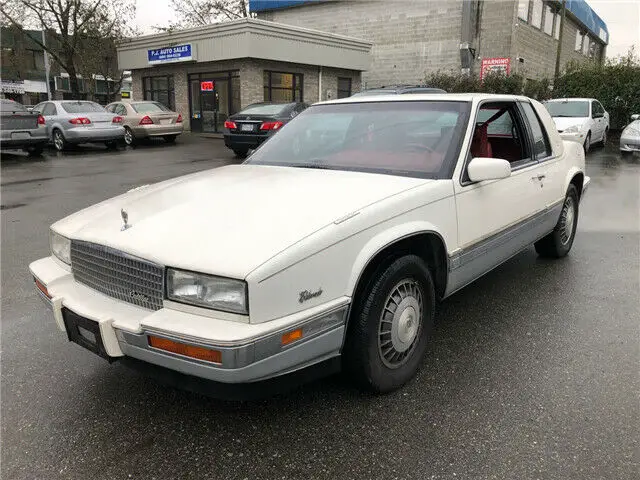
[470,124,493,158]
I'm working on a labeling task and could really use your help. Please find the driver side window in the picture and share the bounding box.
[470,102,530,167]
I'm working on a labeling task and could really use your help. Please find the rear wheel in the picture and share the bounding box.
[24,144,44,157]
[344,254,435,393]
[535,184,579,258]
[163,135,177,144]
[52,129,66,152]
[232,148,249,157]
[123,127,136,146]
[105,140,119,150]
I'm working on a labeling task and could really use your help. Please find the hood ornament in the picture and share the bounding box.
[121,208,132,231]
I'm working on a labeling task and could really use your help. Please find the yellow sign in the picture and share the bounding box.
[121,91,131,99]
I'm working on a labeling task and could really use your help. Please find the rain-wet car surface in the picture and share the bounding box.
[1,134,638,480]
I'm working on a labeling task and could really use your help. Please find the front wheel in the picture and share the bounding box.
[583,132,591,154]
[535,184,579,258]
[344,254,435,393]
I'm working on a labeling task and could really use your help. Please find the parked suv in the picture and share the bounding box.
[351,85,447,97]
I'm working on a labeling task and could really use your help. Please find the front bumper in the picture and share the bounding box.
[619,134,640,152]
[132,123,184,138]
[64,126,125,144]
[29,256,348,384]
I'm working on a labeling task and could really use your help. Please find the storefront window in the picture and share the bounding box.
[143,75,175,110]
[337,77,352,98]
[263,71,303,102]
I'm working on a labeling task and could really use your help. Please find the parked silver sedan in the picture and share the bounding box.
[105,101,184,146]
[33,100,125,151]
[620,114,640,156]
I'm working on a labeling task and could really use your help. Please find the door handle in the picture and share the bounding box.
[532,174,546,181]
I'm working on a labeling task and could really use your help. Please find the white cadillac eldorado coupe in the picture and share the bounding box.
[30,94,589,395]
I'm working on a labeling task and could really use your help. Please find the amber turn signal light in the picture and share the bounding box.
[281,328,303,346]
[148,336,222,364]
[34,278,51,298]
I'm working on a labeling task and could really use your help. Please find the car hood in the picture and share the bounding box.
[53,165,428,279]
[552,117,588,131]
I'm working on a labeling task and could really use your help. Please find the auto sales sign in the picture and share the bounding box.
[147,44,194,65]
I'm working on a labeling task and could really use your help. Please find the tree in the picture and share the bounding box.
[155,0,251,31]
[0,0,136,100]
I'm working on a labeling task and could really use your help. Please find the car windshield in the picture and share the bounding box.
[245,101,470,179]
[239,104,290,115]
[545,101,589,117]
[131,102,171,113]
[0,100,27,112]
[61,101,105,113]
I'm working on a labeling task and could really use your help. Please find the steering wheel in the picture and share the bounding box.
[405,143,436,154]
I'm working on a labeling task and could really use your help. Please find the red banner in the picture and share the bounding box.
[480,57,511,80]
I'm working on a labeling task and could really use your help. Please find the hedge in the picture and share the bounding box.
[424,48,640,129]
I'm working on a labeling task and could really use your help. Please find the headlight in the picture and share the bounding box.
[563,124,582,134]
[623,126,640,136]
[166,268,248,314]
[50,230,71,265]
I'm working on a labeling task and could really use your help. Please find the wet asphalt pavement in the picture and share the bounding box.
[1,136,638,480]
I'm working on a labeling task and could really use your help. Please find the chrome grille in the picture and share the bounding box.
[70,240,164,310]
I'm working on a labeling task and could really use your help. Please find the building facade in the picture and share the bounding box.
[1,27,129,105]
[252,0,608,86]
[116,18,371,133]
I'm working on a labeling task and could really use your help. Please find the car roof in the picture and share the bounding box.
[545,98,596,102]
[318,93,530,105]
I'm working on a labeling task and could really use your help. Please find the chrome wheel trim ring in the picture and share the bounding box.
[378,279,424,369]
[560,196,575,245]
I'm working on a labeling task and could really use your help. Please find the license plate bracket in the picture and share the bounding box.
[240,123,254,132]
[160,119,172,125]
[62,308,114,362]
[11,132,31,140]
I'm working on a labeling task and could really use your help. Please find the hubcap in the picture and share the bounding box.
[124,129,132,145]
[560,196,575,245]
[378,279,423,369]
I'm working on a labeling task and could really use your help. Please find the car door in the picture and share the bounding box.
[519,101,564,210]
[590,100,605,141]
[449,100,548,292]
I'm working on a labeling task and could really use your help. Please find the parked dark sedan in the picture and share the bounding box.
[223,102,309,156]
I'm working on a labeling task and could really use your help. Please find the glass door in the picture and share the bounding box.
[189,78,202,132]
[188,73,238,133]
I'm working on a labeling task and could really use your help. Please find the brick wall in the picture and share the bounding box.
[259,0,464,88]
[476,0,516,62]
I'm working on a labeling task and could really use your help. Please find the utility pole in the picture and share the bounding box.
[554,0,566,81]
[41,29,52,100]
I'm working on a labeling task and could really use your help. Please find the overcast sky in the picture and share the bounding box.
[134,0,640,58]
